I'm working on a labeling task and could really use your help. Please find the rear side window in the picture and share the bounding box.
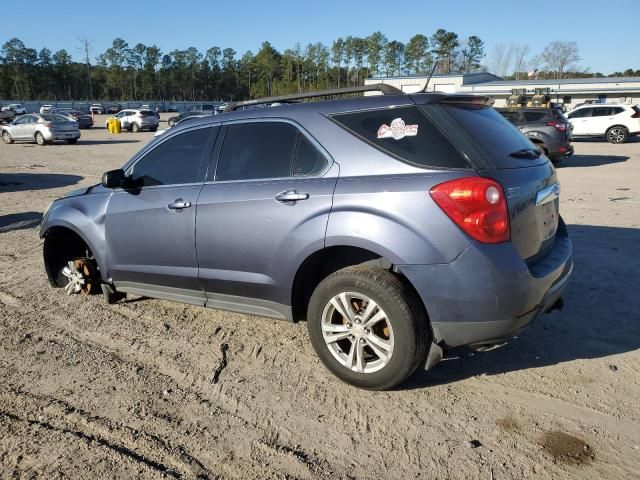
[611,107,624,115]
[591,107,611,117]
[443,104,539,168]
[129,127,214,186]
[215,122,326,181]
[523,111,548,122]
[332,106,468,169]
[498,110,522,124]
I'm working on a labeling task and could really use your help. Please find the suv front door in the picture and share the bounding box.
[105,125,217,304]
[195,120,337,319]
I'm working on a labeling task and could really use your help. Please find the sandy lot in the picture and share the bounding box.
[0,115,639,479]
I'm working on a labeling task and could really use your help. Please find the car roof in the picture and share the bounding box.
[173,92,490,130]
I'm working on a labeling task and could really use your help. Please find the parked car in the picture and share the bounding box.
[0,109,16,124]
[58,109,94,129]
[1,113,80,145]
[90,104,104,114]
[40,105,57,114]
[1,103,27,115]
[167,104,178,112]
[39,86,572,390]
[167,110,212,127]
[155,105,165,113]
[566,104,640,143]
[106,109,159,132]
[191,104,216,113]
[106,104,122,114]
[141,105,161,119]
[496,107,574,161]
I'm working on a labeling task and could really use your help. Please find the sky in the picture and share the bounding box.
[2,0,639,74]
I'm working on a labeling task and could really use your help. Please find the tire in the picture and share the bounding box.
[307,266,430,390]
[150,127,157,132]
[131,123,140,133]
[2,131,13,144]
[67,138,78,145]
[35,132,47,145]
[168,117,177,127]
[606,126,628,144]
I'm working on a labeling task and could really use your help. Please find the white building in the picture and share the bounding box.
[365,73,640,109]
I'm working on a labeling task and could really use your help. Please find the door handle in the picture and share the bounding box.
[275,190,310,203]
[167,198,192,210]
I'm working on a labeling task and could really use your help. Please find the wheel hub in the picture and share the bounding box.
[61,259,94,295]
[321,292,394,374]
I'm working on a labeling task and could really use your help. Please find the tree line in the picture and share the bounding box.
[1,34,637,102]
[0,31,484,101]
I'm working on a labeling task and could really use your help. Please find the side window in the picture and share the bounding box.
[215,122,299,181]
[14,116,28,125]
[333,106,468,169]
[523,111,547,122]
[568,108,591,119]
[611,107,624,115]
[129,127,214,187]
[498,110,522,124]
[293,135,327,176]
[591,107,610,117]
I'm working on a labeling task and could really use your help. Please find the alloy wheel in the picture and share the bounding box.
[321,292,394,374]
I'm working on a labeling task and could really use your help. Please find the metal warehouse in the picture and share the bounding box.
[365,73,640,108]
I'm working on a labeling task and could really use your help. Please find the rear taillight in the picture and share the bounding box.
[546,121,567,132]
[631,107,640,118]
[430,177,510,244]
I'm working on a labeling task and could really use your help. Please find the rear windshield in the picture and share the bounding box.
[139,110,155,117]
[41,114,69,122]
[443,105,539,167]
[332,106,468,169]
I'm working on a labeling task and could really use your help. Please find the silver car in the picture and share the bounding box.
[106,109,159,132]
[1,114,81,145]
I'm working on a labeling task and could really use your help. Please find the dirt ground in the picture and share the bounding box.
[0,115,639,479]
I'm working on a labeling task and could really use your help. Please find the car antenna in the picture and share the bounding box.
[422,59,440,93]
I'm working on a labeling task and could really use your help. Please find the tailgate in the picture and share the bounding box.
[442,103,560,260]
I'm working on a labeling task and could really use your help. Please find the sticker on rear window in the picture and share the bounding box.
[377,118,418,140]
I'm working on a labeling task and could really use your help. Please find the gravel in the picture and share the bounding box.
[1,119,639,479]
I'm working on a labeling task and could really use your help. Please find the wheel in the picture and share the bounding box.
[307,266,430,390]
[35,132,47,145]
[57,258,97,295]
[131,123,140,132]
[67,138,78,145]
[2,131,13,144]
[606,126,628,144]
[168,117,176,127]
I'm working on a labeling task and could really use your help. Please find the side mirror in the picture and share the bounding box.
[102,169,126,188]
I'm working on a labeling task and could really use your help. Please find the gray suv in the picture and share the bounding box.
[40,85,573,390]
[497,107,574,161]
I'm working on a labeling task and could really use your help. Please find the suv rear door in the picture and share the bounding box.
[105,125,217,303]
[195,119,336,318]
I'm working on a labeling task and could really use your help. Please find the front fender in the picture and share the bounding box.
[41,193,110,279]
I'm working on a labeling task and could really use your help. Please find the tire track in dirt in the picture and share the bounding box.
[0,386,215,479]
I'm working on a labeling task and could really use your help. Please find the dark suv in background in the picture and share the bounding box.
[497,107,573,161]
[40,86,572,390]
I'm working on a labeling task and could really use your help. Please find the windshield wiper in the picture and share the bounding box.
[509,148,541,159]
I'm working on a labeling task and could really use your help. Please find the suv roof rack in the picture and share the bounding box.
[225,83,403,112]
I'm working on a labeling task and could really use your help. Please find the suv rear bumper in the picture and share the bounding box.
[397,220,573,348]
